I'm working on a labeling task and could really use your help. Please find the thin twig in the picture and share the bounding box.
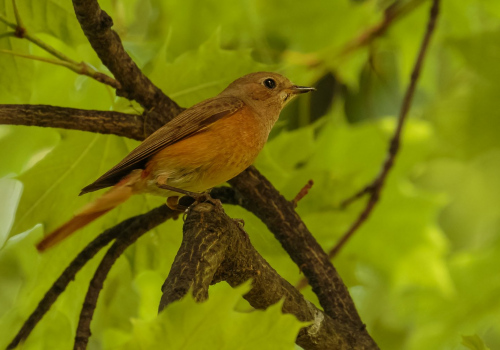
[340,182,377,209]
[339,0,427,57]
[74,206,174,350]
[0,13,76,63]
[329,0,441,258]
[0,49,120,89]
[292,180,314,208]
[11,0,23,28]
[7,206,174,349]
[7,230,117,350]
[295,0,441,291]
[284,0,426,69]
[0,31,15,39]
[0,13,120,89]
[0,49,77,68]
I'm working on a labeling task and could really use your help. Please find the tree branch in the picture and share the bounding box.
[71,0,183,121]
[328,0,440,259]
[339,0,427,57]
[0,104,148,141]
[224,168,373,340]
[7,205,175,350]
[73,205,175,349]
[159,202,378,350]
[0,13,120,90]
[0,49,120,89]
[0,0,433,347]
[292,179,314,208]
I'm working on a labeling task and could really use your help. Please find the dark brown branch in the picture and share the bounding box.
[329,0,441,258]
[340,182,376,209]
[159,202,378,350]
[7,228,118,349]
[71,0,183,122]
[73,205,175,350]
[7,205,174,350]
[339,0,426,57]
[0,104,148,141]
[225,167,375,345]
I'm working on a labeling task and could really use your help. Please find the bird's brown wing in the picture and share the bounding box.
[80,96,244,195]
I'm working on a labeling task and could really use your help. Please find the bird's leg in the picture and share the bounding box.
[156,176,203,198]
[155,176,222,210]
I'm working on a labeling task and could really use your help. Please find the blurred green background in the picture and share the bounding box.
[1,0,499,349]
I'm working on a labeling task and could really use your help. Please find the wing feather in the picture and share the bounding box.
[80,96,244,194]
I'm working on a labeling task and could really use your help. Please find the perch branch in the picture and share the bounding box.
[71,0,183,121]
[330,0,441,257]
[73,205,175,349]
[159,202,378,350]
[1,92,369,347]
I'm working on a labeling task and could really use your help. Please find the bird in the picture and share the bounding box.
[36,72,315,251]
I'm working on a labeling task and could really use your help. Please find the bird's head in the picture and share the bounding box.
[222,72,315,117]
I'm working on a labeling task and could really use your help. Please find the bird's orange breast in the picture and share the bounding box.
[138,105,268,195]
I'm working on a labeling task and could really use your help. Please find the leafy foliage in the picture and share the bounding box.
[118,283,306,350]
[1,0,499,349]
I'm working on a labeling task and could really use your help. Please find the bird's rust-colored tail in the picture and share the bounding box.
[36,176,136,252]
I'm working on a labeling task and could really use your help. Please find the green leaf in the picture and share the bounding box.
[0,178,22,248]
[15,0,87,45]
[462,335,491,350]
[118,283,306,350]
[0,126,60,178]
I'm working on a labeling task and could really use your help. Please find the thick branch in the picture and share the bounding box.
[73,205,175,350]
[159,205,228,307]
[7,205,175,350]
[0,104,147,141]
[71,0,183,121]
[226,168,369,331]
[159,202,378,350]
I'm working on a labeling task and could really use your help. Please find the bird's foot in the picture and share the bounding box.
[191,191,223,211]
[165,191,223,214]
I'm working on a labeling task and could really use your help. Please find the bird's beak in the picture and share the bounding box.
[290,85,316,94]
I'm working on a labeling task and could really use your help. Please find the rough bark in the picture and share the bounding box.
[72,0,183,124]
[159,202,379,350]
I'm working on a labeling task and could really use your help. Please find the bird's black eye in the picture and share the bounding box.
[264,78,276,89]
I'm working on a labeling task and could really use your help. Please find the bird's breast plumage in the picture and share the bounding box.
[137,105,270,196]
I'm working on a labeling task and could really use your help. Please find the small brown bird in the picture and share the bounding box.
[36,72,315,251]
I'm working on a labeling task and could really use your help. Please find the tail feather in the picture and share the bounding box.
[36,176,137,252]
